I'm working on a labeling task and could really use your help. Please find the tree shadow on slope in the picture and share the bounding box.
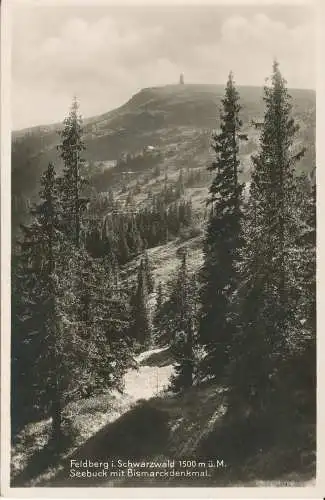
[45,400,170,487]
[195,411,316,484]
[11,432,75,487]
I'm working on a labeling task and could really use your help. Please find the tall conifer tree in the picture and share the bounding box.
[12,100,138,441]
[143,250,154,294]
[12,162,67,439]
[130,259,151,348]
[229,61,306,416]
[58,97,88,247]
[199,72,247,380]
[169,253,199,391]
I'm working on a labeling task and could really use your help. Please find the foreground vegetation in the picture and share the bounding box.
[11,61,316,486]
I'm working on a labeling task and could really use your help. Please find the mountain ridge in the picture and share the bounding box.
[13,83,315,136]
[12,83,316,226]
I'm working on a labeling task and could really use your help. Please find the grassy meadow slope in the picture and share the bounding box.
[12,84,315,202]
[12,83,312,278]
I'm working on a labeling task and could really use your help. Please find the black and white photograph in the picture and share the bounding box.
[2,0,319,492]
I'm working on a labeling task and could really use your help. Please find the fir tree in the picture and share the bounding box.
[58,97,88,247]
[153,281,167,346]
[143,250,155,294]
[300,175,316,334]
[118,228,130,265]
[69,250,135,398]
[130,259,151,348]
[169,253,199,391]
[13,185,135,441]
[177,168,185,197]
[12,103,138,441]
[199,72,247,380]
[279,172,316,418]
[228,61,306,417]
[12,162,66,439]
[155,282,164,319]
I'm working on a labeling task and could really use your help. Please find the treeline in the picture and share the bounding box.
[153,63,316,432]
[85,197,193,264]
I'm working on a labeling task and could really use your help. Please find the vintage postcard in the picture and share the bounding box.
[1,0,323,497]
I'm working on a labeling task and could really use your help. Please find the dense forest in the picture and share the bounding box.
[11,61,316,486]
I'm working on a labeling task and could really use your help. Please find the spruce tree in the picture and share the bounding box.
[12,162,66,439]
[300,177,316,415]
[12,101,138,441]
[301,175,316,334]
[130,259,151,348]
[13,164,136,440]
[153,281,164,331]
[143,250,154,293]
[281,172,316,418]
[118,227,130,265]
[58,97,88,247]
[69,251,134,398]
[199,72,247,380]
[177,168,185,197]
[228,61,306,417]
[169,253,199,391]
[152,282,171,347]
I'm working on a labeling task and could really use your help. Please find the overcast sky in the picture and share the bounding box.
[12,2,315,130]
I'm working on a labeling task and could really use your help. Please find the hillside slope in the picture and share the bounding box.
[12,84,315,204]
[11,84,316,489]
[12,344,315,488]
[11,346,174,487]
